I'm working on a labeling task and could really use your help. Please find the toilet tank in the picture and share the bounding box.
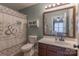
[29,35,37,43]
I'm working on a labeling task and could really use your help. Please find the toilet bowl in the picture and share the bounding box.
[21,35,37,56]
[21,43,34,56]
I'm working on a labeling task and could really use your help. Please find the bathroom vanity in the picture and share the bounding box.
[38,37,77,56]
[39,5,78,56]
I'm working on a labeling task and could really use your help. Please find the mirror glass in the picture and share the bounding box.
[43,7,75,38]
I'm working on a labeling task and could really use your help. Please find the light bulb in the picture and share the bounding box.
[48,4,52,8]
[52,4,56,7]
[45,6,47,9]
[57,3,60,5]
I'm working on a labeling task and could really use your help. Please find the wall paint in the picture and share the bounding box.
[19,4,48,38]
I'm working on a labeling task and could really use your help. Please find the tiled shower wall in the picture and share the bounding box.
[0,5,27,56]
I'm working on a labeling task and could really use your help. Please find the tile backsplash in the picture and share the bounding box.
[0,5,27,56]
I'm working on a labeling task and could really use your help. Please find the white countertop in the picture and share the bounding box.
[38,36,78,50]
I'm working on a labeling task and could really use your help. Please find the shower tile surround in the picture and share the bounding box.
[0,5,27,56]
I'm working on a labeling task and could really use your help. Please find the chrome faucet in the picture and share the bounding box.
[54,31,64,41]
[59,33,64,41]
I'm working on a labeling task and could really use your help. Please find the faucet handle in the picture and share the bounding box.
[73,44,79,48]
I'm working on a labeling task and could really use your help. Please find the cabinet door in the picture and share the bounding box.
[47,45,57,56]
[56,46,65,56]
[38,43,47,56]
[64,48,77,56]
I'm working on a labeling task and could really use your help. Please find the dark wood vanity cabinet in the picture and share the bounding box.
[38,43,47,56]
[38,43,77,56]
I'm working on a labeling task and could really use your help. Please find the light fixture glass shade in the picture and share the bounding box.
[45,6,47,9]
[52,3,56,7]
[48,4,52,8]
[57,3,60,5]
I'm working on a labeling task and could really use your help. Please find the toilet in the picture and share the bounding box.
[21,35,37,56]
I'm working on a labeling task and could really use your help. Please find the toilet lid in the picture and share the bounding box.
[21,43,34,51]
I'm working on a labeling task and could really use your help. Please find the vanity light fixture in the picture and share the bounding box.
[45,3,69,9]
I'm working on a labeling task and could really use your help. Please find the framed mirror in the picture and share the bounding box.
[43,6,75,38]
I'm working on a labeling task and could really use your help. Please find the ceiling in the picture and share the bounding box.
[0,3,37,10]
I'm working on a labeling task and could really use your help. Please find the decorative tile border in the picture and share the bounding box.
[0,5,26,19]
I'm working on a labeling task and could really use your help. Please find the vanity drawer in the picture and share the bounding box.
[38,43,47,48]
[47,45,65,51]
[47,45,58,50]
